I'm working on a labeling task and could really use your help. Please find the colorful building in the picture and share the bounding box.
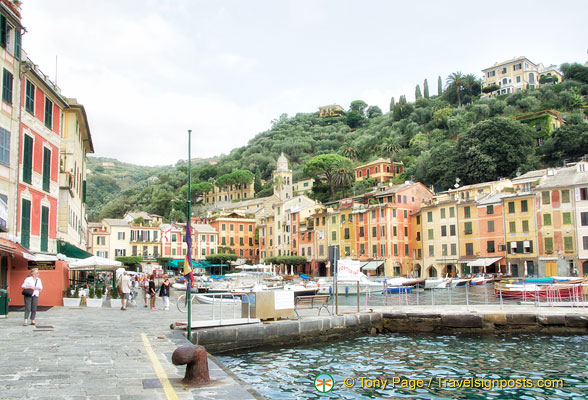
[18,58,68,254]
[192,223,218,260]
[209,211,256,261]
[57,98,93,255]
[354,158,403,184]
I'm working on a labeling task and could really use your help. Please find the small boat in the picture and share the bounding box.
[283,282,319,297]
[451,278,471,287]
[495,282,583,300]
[194,293,243,304]
[386,286,414,294]
[425,278,451,289]
[470,276,490,285]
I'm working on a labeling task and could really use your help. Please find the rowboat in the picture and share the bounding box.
[194,293,243,304]
[494,282,583,300]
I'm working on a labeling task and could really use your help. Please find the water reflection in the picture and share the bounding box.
[218,334,588,399]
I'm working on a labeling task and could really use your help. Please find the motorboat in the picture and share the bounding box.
[317,274,385,295]
[450,278,471,287]
[283,282,319,297]
[424,278,451,289]
[386,286,414,294]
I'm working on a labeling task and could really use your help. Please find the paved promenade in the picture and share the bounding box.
[0,297,263,400]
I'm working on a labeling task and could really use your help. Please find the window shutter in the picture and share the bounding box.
[42,147,51,192]
[41,206,49,252]
[14,27,20,60]
[23,135,33,183]
[0,15,6,49]
[21,199,31,248]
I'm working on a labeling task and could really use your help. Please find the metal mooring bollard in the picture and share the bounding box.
[172,345,211,385]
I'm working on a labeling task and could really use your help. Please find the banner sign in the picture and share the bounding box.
[337,259,361,281]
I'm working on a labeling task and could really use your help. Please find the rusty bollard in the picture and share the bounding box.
[172,345,211,385]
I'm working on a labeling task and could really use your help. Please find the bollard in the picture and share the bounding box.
[172,345,211,385]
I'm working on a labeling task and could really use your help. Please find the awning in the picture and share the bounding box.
[467,257,503,267]
[361,260,384,271]
[166,259,205,269]
[57,241,93,259]
[69,255,123,271]
[0,237,34,258]
[23,253,58,262]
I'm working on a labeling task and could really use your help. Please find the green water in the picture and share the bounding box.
[217,333,588,399]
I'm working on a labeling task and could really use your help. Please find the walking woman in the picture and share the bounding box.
[21,268,43,326]
[148,274,157,310]
[159,275,170,310]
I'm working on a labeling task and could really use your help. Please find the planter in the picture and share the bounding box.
[110,299,122,308]
[63,297,81,307]
[86,298,103,308]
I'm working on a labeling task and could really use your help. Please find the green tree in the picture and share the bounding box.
[438,76,443,96]
[333,166,354,198]
[415,84,422,100]
[446,72,464,107]
[366,105,383,118]
[389,96,395,111]
[341,142,359,161]
[380,137,402,178]
[455,118,534,184]
[561,63,588,84]
[542,122,588,164]
[350,100,368,116]
[254,168,262,193]
[303,154,354,199]
[423,79,430,99]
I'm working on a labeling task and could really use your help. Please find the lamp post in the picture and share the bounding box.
[187,129,192,341]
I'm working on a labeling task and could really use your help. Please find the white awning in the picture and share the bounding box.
[361,260,384,271]
[69,255,123,271]
[23,252,59,262]
[467,257,503,267]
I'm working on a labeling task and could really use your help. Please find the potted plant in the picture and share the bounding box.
[63,286,81,307]
[86,287,103,308]
[109,287,122,308]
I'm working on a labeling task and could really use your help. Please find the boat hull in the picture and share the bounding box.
[386,286,414,294]
[495,285,582,300]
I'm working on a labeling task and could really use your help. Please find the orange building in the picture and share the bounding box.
[354,158,404,184]
[475,193,507,273]
[209,212,256,261]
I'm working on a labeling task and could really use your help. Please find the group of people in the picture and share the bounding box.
[118,272,170,311]
[20,269,173,326]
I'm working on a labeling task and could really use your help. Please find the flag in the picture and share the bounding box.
[183,222,194,302]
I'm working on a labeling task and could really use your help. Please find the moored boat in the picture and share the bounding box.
[386,286,414,294]
[494,282,583,300]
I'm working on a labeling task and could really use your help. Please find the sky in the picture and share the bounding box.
[21,0,588,166]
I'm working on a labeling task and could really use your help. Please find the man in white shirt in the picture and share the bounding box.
[119,272,132,310]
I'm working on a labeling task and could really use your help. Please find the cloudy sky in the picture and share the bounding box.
[21,0,588,166]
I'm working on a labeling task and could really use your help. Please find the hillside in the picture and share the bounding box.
[85,63,588,222]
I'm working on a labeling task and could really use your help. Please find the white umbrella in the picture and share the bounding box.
[69,255,123,271]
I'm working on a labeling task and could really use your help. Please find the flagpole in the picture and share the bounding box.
[187,129,192,341]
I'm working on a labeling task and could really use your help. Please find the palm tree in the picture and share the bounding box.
[341,143,358,161]
[381,137,402,178]
[446,71,464,107]
[333,167,354,199]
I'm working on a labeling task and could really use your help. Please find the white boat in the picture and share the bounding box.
[283,282,320,297]
[194,293,243,304]
[317,274,385,295]
[425,278,451,289]
[450,278,471,287]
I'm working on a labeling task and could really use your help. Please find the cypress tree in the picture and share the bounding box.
[399,95,407,105]
[389,96,395,111]
[415,84,422,100]
[438,76,443,96]
[423,79,430,99]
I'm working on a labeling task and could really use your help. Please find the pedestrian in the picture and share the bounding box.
[140,275,149,307]
[119,271,132,310]
[21,268,43,326]
[148,274,157,310]
[159,275,170,310]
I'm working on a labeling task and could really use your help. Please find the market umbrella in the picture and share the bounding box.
[69,256,124,290]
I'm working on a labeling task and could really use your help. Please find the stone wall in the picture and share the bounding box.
[192,312,384,354]
[382,311,588,334]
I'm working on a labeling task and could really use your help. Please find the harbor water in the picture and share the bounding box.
[218,333,588,399]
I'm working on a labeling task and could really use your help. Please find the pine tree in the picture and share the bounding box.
[254,168,262,193]
[438,76,443,96]
[389,96,395,111]
[415,84,422,100]
[399,95,407,105]
[423,79,430,99]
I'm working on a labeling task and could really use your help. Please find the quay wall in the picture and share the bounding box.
[191,312,384,353]
[382,311,588,334]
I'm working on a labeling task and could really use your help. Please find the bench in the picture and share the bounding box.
[294,295,331,318]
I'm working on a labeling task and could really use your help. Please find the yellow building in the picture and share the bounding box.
[337,200,356,259]
[457,201,481,274]
[355,158,404,184]
[58,99,94,255]
[202,181,255,205]
[410,210,423,277]
[481,56,560,96]
[421,194,460,277]
[293,178,314,196]
[318,104,344,117]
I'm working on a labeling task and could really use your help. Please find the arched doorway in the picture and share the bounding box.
[318,262,327,277]
[427,265,437,278]
[412,264,422,278]
[442,264,457,278]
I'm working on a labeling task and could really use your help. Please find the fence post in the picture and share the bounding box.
[466,283,469,308]
[357,281,360,313]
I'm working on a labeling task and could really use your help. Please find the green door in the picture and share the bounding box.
[0,255,7,289]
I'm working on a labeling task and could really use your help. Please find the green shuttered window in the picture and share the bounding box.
[22,135,32,184]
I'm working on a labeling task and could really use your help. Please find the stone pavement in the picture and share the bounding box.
[0,296,264,400]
